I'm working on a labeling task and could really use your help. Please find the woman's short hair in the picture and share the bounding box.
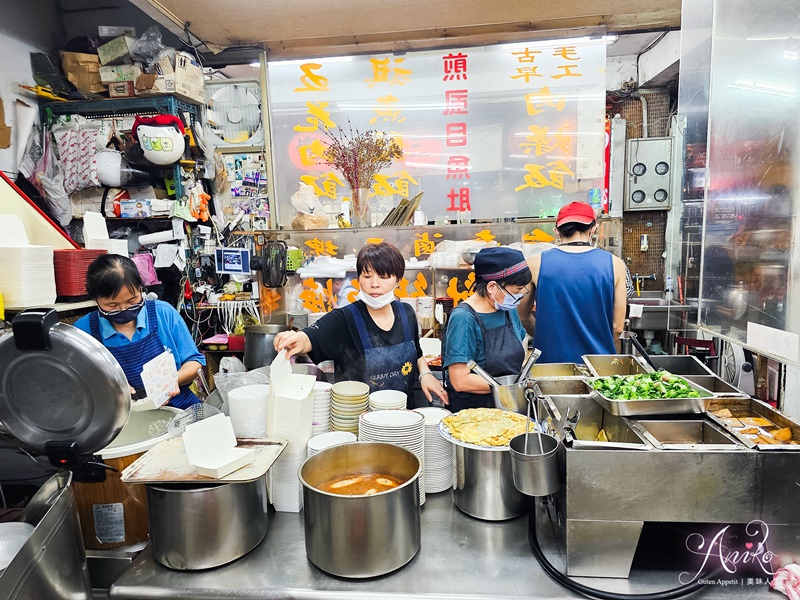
[85,254,143,299]
[356,242,406,280]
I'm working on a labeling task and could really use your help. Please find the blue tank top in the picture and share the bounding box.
[533,248,616,364]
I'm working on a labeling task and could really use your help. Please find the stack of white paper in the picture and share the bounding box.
[0,245,56,308]
[183,414,254,479]
[83,211,129,256]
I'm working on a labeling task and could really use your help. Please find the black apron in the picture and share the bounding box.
[443,303,525,412]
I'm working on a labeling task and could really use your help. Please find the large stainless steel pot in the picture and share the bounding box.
[454,444,526,521]
[146,477,269,570]
[299,442,421,578]
[0,472,91,599]
[244,324,290,369]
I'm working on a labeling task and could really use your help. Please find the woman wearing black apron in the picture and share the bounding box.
[275,242,448,408]
[443,247,532,412]
[74,254,204,409]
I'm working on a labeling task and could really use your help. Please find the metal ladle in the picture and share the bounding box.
[466,359,500,387]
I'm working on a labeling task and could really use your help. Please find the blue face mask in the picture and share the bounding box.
[492,286,523,312]
[99,299,145,325]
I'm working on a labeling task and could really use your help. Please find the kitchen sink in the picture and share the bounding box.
[628,296,691,330]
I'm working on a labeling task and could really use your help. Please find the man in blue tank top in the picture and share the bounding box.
[518,202,628,364]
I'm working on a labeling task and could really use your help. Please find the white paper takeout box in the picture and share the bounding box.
[183,414,255,478]
[130,395,163,412]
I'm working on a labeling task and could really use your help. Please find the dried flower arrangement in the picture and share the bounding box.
[322,122,403,226]
[322,122,404,190]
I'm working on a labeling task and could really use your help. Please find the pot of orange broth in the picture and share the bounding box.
[299,442,421,577]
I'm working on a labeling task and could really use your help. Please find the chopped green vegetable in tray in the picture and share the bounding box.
[590,370,700,400]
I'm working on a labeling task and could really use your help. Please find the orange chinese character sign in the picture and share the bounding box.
[299,279,329,313]
[369,95,406,124]
[510,66,543,82]
[296,138,327,167]
[396,273,429,298]
[447,272,475,306]
[474,229,496,243]
[365,57,412,87]
[293,101,337,132]
[294,63,329,92]
[520,125,557,157]
[304,238,339,257]
[524,87,566,116]
[514,161,575,192]
[413,232,441,257]
[300,172,344,200]
[511,48,541,64]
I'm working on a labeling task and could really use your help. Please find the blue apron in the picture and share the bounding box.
[443,303,525,412]
[346,301,417,401]
[89,300,200,409]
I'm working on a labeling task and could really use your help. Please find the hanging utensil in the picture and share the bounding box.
[466,360,500,387]
[516,348,542,384]
[627,331,658,370]
[523,383,544,455]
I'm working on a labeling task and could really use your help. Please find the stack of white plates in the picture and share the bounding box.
[414,407,454,493]
[368,389,407,411]
[312,381,332,436]
[358,410,426,505]
[268,391,314,513]
[307,431,357,458]
[330,381,369,434]
[0,246,56,308]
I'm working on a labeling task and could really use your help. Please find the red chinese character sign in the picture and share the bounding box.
[268,39,605,228]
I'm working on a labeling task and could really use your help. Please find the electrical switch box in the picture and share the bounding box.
[624,137,673,211]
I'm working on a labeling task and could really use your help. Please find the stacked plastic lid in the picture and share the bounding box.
[330,381,369,434]
[0,246,57,308]
[368,389,406,411]
[413,407,454,493]
[311,381,332,436]
[306,431,356,459]
[53,249,107,298]
[358,410,426,505]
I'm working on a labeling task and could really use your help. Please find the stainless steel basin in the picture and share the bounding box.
[649,355,714,376]
[535,379,589,396]
[582,354,649,377]
[628,298,691,330]
[543,394,649,449]
[529,363,585,378]
[634,419,739,446]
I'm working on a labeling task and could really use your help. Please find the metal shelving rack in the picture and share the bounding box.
[41,95,200,199]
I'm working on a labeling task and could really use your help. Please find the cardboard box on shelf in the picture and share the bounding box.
[108,81,136,98]
[134,51,205,105]
[60,52,105,94]
[97,35,136,65]
[99,64,142,83]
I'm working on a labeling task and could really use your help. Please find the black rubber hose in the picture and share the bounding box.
[529,513,712,600]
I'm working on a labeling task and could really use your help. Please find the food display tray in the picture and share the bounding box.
[588,377,715,417]
[706,397,800,451]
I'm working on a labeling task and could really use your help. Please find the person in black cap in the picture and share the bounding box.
[442,247,532,411]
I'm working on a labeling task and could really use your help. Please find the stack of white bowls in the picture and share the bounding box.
[311,381,332,436]
[306,431,357,459]
[330,381,369,434]
[368,389,407,411]
[413,407,454,493]
[358,410,426,505]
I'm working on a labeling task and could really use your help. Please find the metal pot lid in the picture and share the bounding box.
[0,309,131,455]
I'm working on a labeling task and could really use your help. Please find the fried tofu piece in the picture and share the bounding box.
[738,427,759,435]
[756,434,780,445]
[773,427,793,442]
[740,417,774,428]
[712,409,734,418]
[721,417,744,428]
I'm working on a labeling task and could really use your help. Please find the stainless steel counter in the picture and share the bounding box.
[109,491,777,599]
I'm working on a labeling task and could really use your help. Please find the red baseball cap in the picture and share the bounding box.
[556,202,596,227]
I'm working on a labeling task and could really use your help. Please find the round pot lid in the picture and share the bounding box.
[0,310,131,455]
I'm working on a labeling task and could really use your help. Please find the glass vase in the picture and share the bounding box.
[350,187,372,228]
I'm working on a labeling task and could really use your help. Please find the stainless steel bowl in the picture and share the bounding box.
[299,442,421,578]
[461,249,480,264]
[491,375,527,413]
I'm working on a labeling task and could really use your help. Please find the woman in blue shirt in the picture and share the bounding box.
[74,254,205,409]
[443,247,531,412]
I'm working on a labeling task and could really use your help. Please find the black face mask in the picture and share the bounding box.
[99,299,145,325]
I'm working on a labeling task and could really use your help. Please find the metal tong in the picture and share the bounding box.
[466,360,500,387]
[516,348,542,384]
[619,330,657,370]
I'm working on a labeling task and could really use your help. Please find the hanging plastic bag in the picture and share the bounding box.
[34,133,72,227]
[130,26,166,71]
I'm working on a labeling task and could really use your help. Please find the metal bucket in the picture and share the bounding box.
[146,477,269,570]
[491,375,527,413]
[454,445,526,520]
[299,442,421,578]
[244,324,289,370]
[509,433,561,497]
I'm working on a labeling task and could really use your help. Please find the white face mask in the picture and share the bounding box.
[357,289,395,309]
